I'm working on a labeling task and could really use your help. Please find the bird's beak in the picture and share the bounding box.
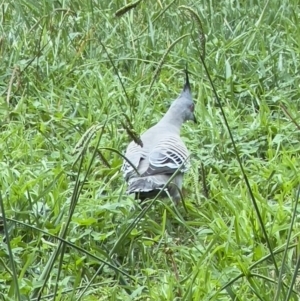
[193,114,197,123]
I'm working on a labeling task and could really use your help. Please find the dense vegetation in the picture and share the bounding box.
[1,0,300,300]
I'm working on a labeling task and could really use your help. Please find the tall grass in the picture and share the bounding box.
[1,0,300,300]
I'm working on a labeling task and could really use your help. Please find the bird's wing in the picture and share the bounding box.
[143,135,189,176]
[121,141,144,180]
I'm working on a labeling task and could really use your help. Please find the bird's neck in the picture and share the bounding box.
[158,108,184,131]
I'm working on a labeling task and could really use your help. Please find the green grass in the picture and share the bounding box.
[1,0,300,300]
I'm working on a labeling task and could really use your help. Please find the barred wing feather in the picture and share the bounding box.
[121,141,143,180]
[143,135,189,176]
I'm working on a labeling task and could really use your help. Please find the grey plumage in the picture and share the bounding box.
[122,69,196,204]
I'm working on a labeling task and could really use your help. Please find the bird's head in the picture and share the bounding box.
[170,68,197,123]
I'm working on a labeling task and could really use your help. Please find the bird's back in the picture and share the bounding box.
[122,122,189,204]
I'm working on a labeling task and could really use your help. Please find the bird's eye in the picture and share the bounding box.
[190,104,195,112]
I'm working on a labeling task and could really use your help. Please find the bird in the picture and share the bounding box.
[121,69,196,204]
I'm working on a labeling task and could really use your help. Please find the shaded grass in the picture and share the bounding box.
[1,0,300,300]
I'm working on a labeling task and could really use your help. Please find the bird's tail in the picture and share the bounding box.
[127,175,167,194]
[126,174,182,204]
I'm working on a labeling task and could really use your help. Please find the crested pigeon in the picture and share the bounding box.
[122,69,196,204]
